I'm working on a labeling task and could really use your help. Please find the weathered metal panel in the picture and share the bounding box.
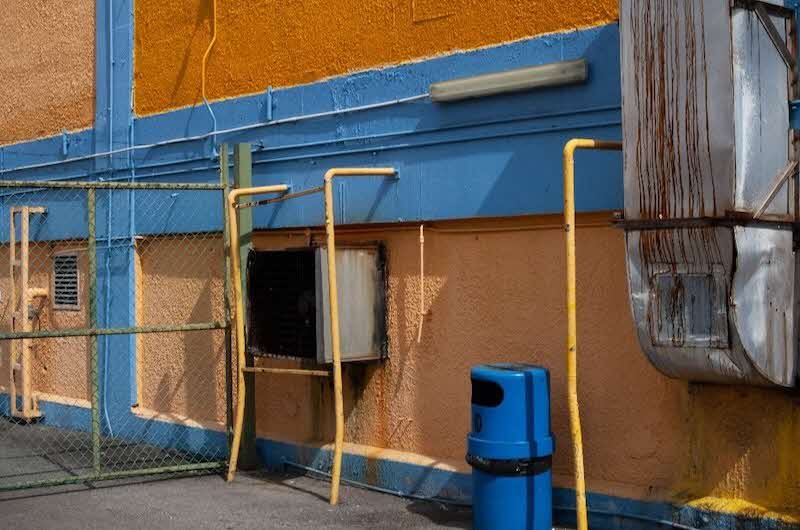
[621,0,797,386]
[621,0,734,220]
[732,227,796,385]
[316,246,387,363]
[733,8,792,217]
[625,227,766,383]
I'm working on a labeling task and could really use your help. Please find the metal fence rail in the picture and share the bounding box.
[0,177,232,493]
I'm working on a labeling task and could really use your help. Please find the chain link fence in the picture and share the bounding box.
[0,179,232,493]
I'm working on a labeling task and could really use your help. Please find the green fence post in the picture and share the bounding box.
[88,189,101,476]
[221,144,235,445]
[233,143,258,470]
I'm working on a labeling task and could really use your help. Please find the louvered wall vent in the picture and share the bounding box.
[53,253,80,310]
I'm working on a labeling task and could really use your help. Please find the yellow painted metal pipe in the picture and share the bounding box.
[225,169,395,508]
[322,167,396,505]
[563,138,622,530]
[242,367,331,378]
[225,184,289,484]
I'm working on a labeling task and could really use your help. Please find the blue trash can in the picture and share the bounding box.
[467,363,553,530]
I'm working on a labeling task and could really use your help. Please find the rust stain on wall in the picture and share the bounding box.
[133,0,619,115]
[0,0,95,145]
[249,216,689,501]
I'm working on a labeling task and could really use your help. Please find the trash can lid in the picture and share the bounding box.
[479,363,547,373]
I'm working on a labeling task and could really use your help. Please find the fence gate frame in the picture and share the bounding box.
[0,174,233,492]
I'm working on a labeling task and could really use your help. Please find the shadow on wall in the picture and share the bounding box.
[167,1,211,106]
[138,235,226,428]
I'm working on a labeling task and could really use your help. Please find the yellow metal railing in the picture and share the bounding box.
[563,138,622,530]
[225,167,396,506]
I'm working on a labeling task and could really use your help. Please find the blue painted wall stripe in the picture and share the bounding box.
[1,24,622,229]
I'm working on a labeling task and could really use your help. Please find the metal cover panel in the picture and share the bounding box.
[733,8,791,217]
[621,0,735,220]
[625,227,762,383]
[316,246,387,364]
[650,264,729,349]
[732,227,796,386]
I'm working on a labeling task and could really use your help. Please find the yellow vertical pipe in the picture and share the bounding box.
[417,224,425,343]
[322,167,396,505]
[322,173,344,506]
[8,209,18,417]
[225,169,392,505]
[20,207,31,418]
[225,184,289,483]
[563,138,622,530]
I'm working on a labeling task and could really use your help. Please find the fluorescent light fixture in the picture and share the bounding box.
[429,58,588,103]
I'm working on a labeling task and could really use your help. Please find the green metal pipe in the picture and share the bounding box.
[0,322,226,341]
[233,143,258,470]
[0,462,225,492]
[0,180,223,190]
[221,143,235,446]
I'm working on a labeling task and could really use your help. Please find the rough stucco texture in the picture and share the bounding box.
[133,0,619,115]
[0,1,95,145]
[137,236,228,426]
[0,243,90,403]
[248,217,800,517]
[250,217,688,503]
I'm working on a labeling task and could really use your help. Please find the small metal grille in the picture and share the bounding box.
[53,253,80,310]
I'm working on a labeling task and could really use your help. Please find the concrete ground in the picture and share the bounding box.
[0,471,477,529]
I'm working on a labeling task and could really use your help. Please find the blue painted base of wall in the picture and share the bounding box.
[0,393,228,461]
[0,394,92,433]
[2,393,796,529]
[255,438,800,530]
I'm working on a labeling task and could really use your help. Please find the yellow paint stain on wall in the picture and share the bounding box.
[0,0,95,145]
[133,0,619,116]
[687,498,800,525]
[680,384,800,518]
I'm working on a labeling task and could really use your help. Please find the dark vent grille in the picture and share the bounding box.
[53,254,79,310]
[247,249,317,360]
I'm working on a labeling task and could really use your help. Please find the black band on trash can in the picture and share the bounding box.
[466,453,552,476]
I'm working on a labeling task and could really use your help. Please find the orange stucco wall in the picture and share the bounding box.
[136,235,228,427]
[0,0,95,145]
[2,216,797,519]
[250,216,686,501]
[246,215,800,519]
[133,0,619,115]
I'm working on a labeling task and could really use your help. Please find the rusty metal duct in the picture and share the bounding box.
[620,0,799,386]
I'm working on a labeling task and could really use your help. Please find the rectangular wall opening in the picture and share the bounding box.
[247,248,318,360]
[246,245,388,363]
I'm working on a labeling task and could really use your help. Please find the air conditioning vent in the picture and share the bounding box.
[53,253,80,310]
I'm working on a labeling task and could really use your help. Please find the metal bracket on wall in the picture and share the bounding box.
[753,161,799,218]
[753,2,797,69]
[791,100,800,129]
